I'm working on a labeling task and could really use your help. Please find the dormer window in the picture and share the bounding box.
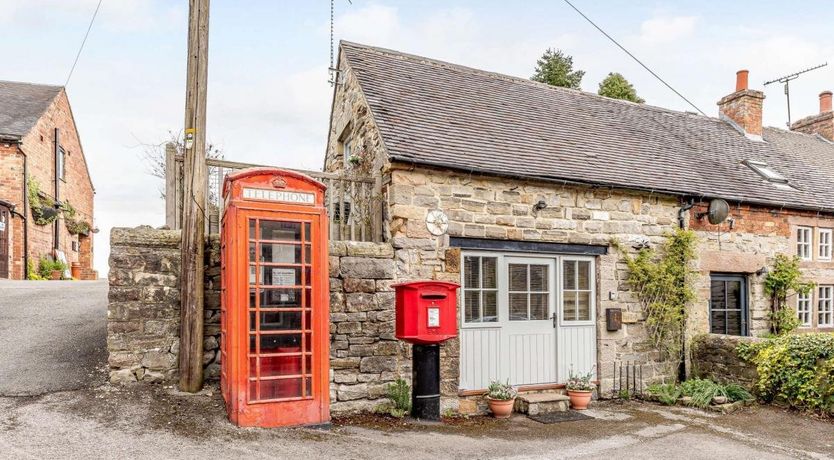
[743,160,787,184]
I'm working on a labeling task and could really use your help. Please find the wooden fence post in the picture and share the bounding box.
[164,143,178,229]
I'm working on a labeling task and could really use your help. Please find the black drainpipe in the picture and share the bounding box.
[53,128,60,251]
[21,144,29,277]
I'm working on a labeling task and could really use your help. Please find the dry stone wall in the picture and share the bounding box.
[691,333,761,387]
[107,227,220,384]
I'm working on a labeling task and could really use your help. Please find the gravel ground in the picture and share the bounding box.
[0,280,108,396]
[1,280,832,459]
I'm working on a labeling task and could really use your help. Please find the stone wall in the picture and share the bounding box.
[690,333,762,387]
[328,241,411,413]
[107,227,220,384]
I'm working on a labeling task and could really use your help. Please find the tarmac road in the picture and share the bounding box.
[0,280,108,396]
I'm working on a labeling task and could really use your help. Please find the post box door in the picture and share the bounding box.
[243,212,327,413]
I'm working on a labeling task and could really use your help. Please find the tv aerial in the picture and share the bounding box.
[764,62,828,127]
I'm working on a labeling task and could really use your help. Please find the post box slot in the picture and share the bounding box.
[420,292,447,300]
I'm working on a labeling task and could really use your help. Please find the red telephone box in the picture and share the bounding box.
[220,168,329,427]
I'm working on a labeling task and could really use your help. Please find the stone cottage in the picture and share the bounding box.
[324,41,834,404]
[0,80,96,280]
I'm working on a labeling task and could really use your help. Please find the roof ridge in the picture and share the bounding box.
[0,79,63,90]
[340,40,720,122]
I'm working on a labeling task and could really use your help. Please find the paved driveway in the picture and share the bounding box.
[0,280,108,396]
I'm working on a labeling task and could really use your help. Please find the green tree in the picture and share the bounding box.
[531,48,584,89]
[597,72,645,103]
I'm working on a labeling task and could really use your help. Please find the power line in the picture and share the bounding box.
[562,0,706,116]
[65,0,103,87]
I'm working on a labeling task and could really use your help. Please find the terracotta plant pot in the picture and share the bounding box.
[568,390,593,410]
[71,262,81,280]
[50,270,62,280]
[487,397,515,418]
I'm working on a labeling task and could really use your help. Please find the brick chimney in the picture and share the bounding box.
[717,70,765,139]
[790,91,834,140]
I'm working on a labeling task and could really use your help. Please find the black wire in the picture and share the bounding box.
[65,0,103,87]
[562,0,707,116]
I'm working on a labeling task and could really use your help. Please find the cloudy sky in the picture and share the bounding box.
[2,0,833,274]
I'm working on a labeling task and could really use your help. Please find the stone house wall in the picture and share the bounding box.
[690,333,761,388]
[107,227,220,383]
[0,90,95,280]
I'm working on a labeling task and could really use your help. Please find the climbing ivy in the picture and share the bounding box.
[613,229,697,368]
[763,254,814,335]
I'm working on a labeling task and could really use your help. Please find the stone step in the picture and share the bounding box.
[515,392,570,415]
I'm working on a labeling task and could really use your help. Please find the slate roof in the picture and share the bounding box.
[340,41,834,213]
[0,80,63,139]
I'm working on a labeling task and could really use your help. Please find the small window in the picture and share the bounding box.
[462,256,498,323]
[508,262,550,321]
[819,229,832,260]
[743,160,787,183]
[562,259,592,322]
[342,139,353,168]
[71,240,79,252]
[57,146,66,180]
[797,227,812,260]
[797,291,812,327]
[818,286,833,327]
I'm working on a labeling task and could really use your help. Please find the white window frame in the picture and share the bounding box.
[342,138,353,168]
[819,228,832,261]
[461,254,499,326]
[819,285,834,327]
[459,252,596,329]
[796,291,812,327]
[797,226,812,261]
[559,256,596,326]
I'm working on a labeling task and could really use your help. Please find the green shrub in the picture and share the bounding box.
[647,383,681,405]
[385,378,411,417]
[723,383,754,403]
[487,380,518,400]
[680,378,727,408]
[37,257,67,279]
[738,333,834,413]
[27,259,45,280]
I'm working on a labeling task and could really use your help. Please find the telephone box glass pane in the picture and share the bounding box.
[260,379,302,399]
[260,221,301,241]
[261,354,302,377]
[256,288,302,308]
[260,243,302,264]
[259,334,302,353]
[304,222,311,241]
[260,311,302,331]
[260,267,301,286]
[249,220,256,239]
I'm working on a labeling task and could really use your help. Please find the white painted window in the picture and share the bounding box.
[796,291,812,327]
[819,286,834,327]
[462,256,498,323]
[561,259,594,323]
[342,139,353,168]
[507,262,550,321]
[819,229,832,261]
[797,227,812,260]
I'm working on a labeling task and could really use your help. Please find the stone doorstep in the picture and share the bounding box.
[514,392,571,415]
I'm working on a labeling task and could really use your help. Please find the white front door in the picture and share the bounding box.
[458,252,597,391]
[501,257,557,385]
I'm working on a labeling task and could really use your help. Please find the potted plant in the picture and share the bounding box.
[486,380,517,418]
[566,369,595,410]
[38,257,67,280]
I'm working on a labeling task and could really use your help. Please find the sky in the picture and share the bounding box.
[2,0,834,275]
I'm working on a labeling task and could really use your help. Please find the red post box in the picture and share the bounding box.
[393,281,460,344]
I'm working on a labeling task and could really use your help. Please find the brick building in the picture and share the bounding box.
[0,80,96,280]
[321,42,834,408]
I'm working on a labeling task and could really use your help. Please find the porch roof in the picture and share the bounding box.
[341,41,834,213]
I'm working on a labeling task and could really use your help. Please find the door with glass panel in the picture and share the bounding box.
[248,218,315,402]
[501,257,557,386]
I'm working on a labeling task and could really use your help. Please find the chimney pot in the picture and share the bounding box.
[820,91,833,113]
[735,70,749,92]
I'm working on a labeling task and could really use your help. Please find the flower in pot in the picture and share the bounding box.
[566,369,595,410]
[486,380,517,419]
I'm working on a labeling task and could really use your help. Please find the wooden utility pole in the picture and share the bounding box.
[179,0,210,393]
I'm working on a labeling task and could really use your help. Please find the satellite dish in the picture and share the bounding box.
[705,199,730,225]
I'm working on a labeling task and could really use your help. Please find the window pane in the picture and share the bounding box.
[260,266,302,286]
[260,243,302,264]
[529,265,548,292]
[530,293,548,320]
[509,264,528,291]
[258,288,303,308]
[259,333,302,354]
[710,310,726,334]
[464,290,481,322]
[258,378,303,400]
[261,354,302,377]
[578,261,591,290]
[483,290,498,322]
[464,257,480,289]
[563,291,577,321]
[727,310,742,335]
[509,293,528,320]
[577,292,591,321]
[710,281,726,309]
[563,261,576,290]
[259,311,303,331]
[249,220,256,239]
[261,221,301,241]
[482,258,497,289]
[726,281,741,309]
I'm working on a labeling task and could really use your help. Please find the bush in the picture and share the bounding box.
[648,379,752,408]
[647,383,681,405]
[486,380,517,400]
[37,257,67,279]
[385,378,411,417]
[738,333,834,413]
[680,378,727,408]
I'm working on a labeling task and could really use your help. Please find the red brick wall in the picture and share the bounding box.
[689,201,791,237]
[0,143,25,278]
[0,91,95,279]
